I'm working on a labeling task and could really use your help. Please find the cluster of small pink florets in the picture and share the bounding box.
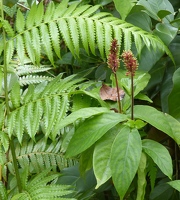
[107,39,138,76]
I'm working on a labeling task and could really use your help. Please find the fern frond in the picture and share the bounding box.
[0,181,7,200]
[15,65,51,76]
[19,75,53,86]
[7,74,84,141]
[11,168,76,200]
[2,0,173,66]
[4,137,77,177]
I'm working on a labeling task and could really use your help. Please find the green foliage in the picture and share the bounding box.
[5,74,85,142]
[0,0,180,199]
[0,0,174,66]
[11,168,76,200]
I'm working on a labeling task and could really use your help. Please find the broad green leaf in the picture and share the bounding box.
[157,10,172,19]
[120,72,151,96]
[58,107,110,130]
[168,180,180,192]
[66,112,127,157]
[93,125,120,188]
[126,12,152,32]
[154,23,178,45]
[133,105,175,140]
[138,0,174,22]
[137,152,147,200]
[110,127,142,199]
[164,113,180,145]
[142,139,172,179]
[113,0,135,20]
[168,68,180,121]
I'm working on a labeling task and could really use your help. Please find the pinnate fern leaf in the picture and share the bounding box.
[2,0,173,66]
[7,74,84,142]
[11,168,76,200]
[19,75,53,86]
[4,137,77,176]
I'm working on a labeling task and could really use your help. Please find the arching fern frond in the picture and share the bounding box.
[19,75,53,86]
[8,56,53,86]
[11,168,76,200]
[5,74,85,142]
[2,0,174,65]
[3,137,77,179]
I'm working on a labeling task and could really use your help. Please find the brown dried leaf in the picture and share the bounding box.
[100,84,125,101]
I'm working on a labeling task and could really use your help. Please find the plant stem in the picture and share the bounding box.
[131,74,134,120]
[1,0,22,192]
[9,139,22,192]
[114,73,122,113]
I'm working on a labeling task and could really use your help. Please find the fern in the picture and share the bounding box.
[1,136,77,180]
[1,0,174,65]
[3,74,85,142]
[10,168,76,200]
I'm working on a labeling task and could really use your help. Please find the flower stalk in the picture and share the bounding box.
[107,39,122,113]
[121,50,138,120]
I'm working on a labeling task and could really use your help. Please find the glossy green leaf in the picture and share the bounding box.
[93,125,120,188]
[66,112,127,157]
[157,10,172,19]
[58,107,110,130]
[168,68,180,121]
[142,139,172,179]
[113,0,135,20]
[168,180,180,192]
[133,105,175,141]
[138,0,174,22]
[164,113,180,145]
[154,23,178,45]
[110,127,142,199]
[126,12,152,32]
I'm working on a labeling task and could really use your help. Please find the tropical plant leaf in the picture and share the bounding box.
[142,139,173,179]
[5,74,85,142]
[110,126,142,199]
[66,112,128,157]
[1,0,174,66]
[93,125,120,188]
[133,105,178,142]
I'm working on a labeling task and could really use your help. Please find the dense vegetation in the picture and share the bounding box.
[0,0,180,199]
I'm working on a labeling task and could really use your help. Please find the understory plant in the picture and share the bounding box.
[0,0,180,199]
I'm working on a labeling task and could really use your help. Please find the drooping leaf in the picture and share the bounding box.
[110,126,142,199]
[133,105,176,141]
[142,139,172,179]
[93,125,120,188]
[66,112,128,157]
[58,107,110,130]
